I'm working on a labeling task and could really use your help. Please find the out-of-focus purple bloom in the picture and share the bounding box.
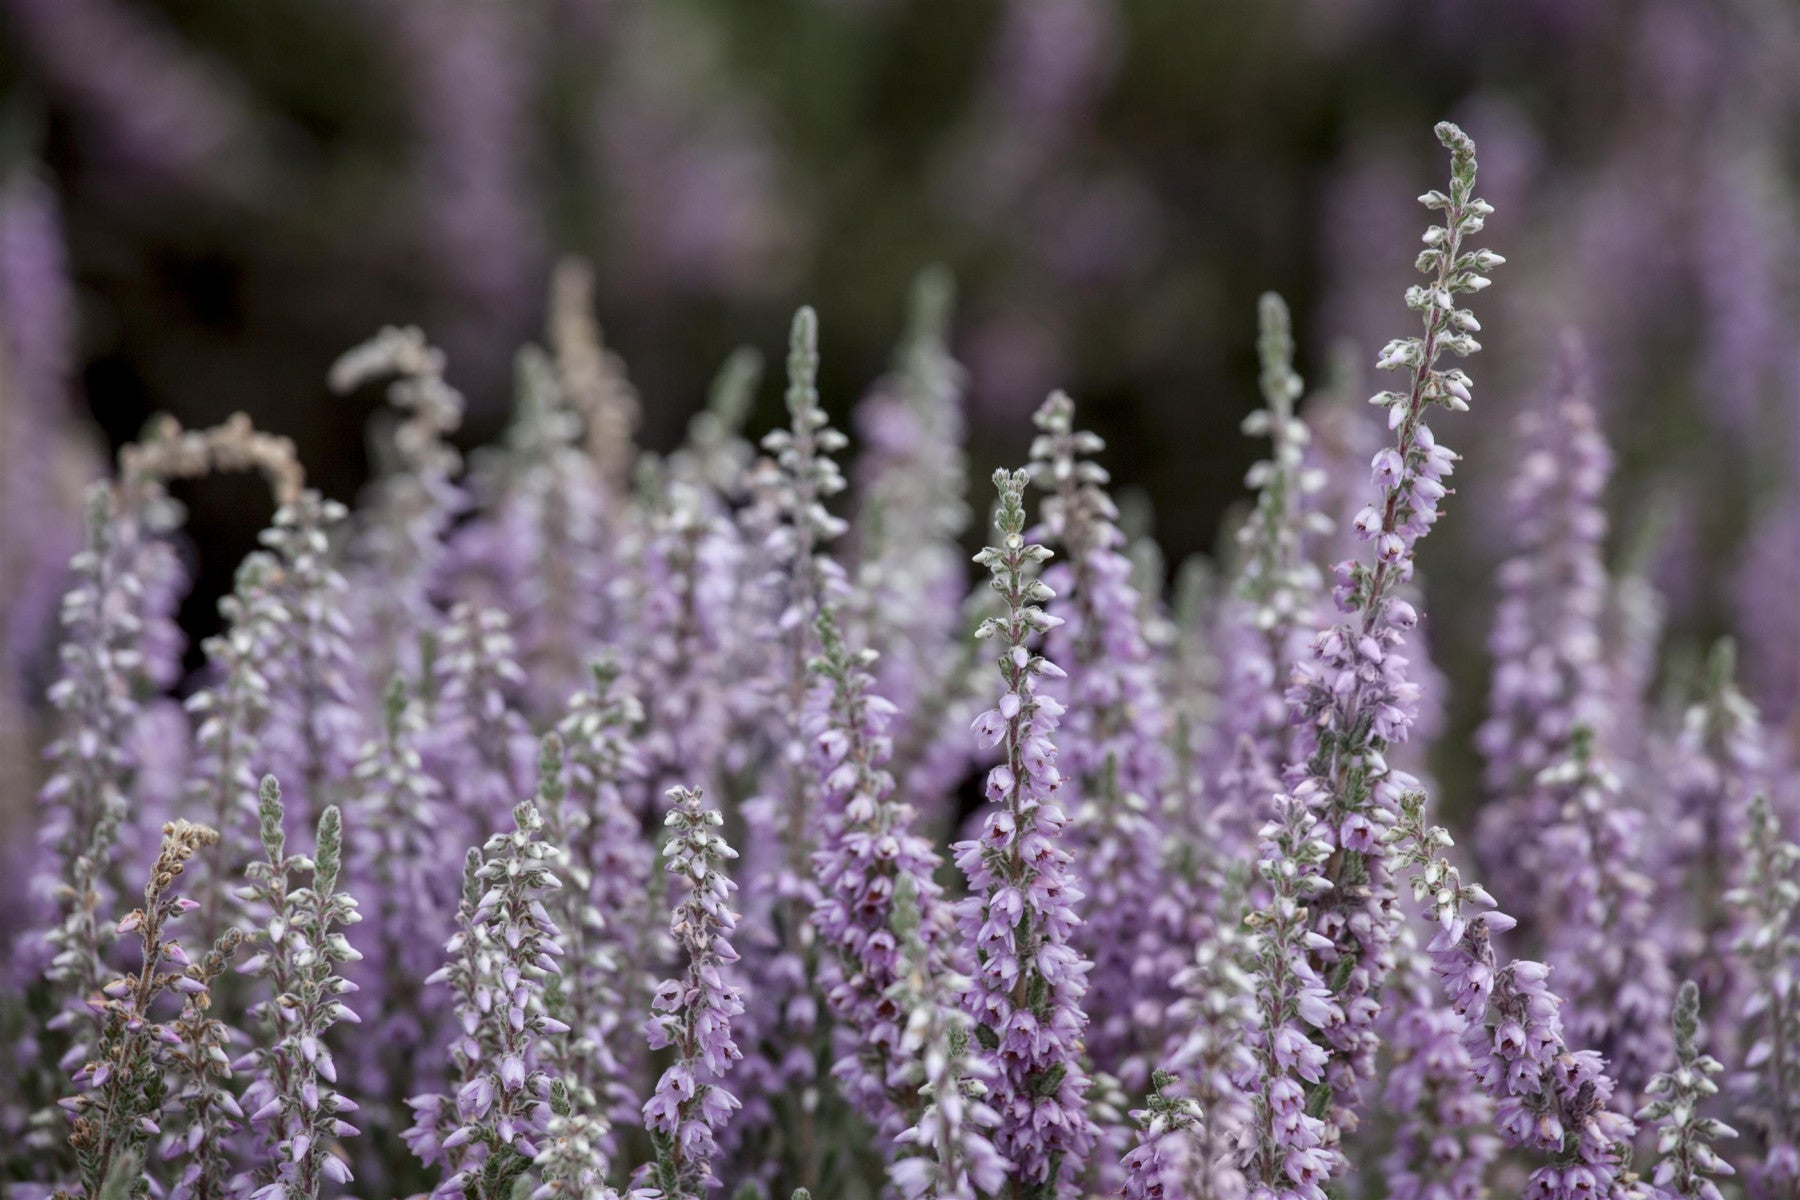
[548,662,652,1142]
[329,326,467,690]
[1029,390,1174,1095]
[347,676,456,1141]
[258,493,365,840]
[1119,1071,1206,1200]
[428,602,534,834]
[1380,927,1500,1200]
[376,0,545,400]
[729,308,847,1173]
[444,338,615,718]
[1213,295,1329,785]
[1,0,265,194]
[1475,338,1613,908]
[1533,734,1675,1107]
[847,270,971,750]
[1666,642,1767,1015]
[888,875,1009,1200]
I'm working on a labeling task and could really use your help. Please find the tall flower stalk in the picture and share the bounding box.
[1389,795,1644,1200]
[1637,980,1735,1200]
[59,820,222,1199]
[1726,794,1800,1191]
[1217,291,1327,784]
[888,876,1008,1200]
[239,780,363,1198]
[806,605,952,1140]
[954,466,1097,1198]
[1264,121,1501,1153]
[643,786,744,1200]
[1028,391,1173,1089]
[436,790,569,1199]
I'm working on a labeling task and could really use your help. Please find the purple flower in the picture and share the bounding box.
[1259,122,1502,1157]
[807,607,954,1142]
[1389,795,1643,1200]
[239,781,363,1198]
[407,774,565,1197]
[953,466,1098,1193]
[1028,391,1176,1098]
[1473,337,1614,913]
[642,786,744,1200]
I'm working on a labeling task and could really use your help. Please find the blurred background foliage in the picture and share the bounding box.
[2,0,1798,796]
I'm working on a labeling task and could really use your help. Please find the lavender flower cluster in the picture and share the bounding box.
[2,120,1797,1200]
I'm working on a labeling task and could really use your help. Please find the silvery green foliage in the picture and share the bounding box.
[547,663,648,1140]
[531,1080,618,1200]
[1119,1071,1205,1200]
[1637,981,1735,1200]
[668,346,764,501]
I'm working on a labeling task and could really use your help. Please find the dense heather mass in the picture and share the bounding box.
[0,123,1791,1200]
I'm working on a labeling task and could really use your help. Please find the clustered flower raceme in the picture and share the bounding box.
[1474,338,1614,918]
[643,786,744,1200]
[238,785,363,1199]
[956,465,1100,1197]
[1388,798,1645,1200]
[806,605,954,1140]
[887,875,1009,1200]
[9,119,1800,1200]
[1379,924,1499,1200]
[1533,733,1675,1107]
[1636,980,1735,1200]
[1028,390,1174,1090]
[1256,120,1501,1172]
[1215,291,1329,791]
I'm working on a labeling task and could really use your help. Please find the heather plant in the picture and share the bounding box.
[1637,980,1734,1200]
[643,785,744,1200]
[10,114,1800,1200]
[59,818,223,1199]
[956,465,1098,1197]
[239,778,363,1198]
